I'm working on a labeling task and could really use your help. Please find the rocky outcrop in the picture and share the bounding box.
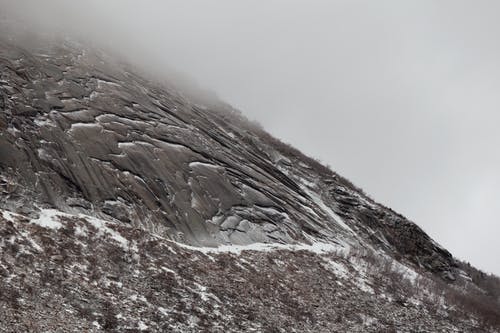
[0,36,458,277]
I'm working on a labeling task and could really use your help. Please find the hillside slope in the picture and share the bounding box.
[1,35,499,332]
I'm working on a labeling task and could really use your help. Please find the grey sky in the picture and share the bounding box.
[2,0,499,275]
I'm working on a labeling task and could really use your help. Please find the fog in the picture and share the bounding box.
[1,0,499,275]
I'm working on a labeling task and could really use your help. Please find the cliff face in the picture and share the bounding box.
[0,37,454,272]
[1,36,499,332]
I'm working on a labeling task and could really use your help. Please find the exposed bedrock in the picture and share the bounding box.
[0,37,456,278]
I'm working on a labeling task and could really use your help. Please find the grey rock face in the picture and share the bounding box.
[0,36,455,277]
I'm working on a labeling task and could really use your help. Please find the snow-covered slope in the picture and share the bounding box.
[0,208,496,332]
[1,34,499,332]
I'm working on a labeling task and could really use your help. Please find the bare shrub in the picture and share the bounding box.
[257,130,367,195]
[101,300,118,331]
[0,284,20,309]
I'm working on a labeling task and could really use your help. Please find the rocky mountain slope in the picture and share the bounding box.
[1,34,499,332]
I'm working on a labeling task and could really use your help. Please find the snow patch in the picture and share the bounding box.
[161,266,177,275]
[34,118,55,127]
[323,259,350,280]
[301,185,356,235]
[69,122,103,131]
[175,241,345,255]
[189,161,222,170]
[1,209,21,222]
[27,208,129,250]
[96,79,120,87]
[158,307,169,316]
[83,215,129,250]
[20,231,43,252]
[6,126,21,136]
[137,321,148,331]
[37,148,52,161]
[31,209,65,229]
[118,141,155,149]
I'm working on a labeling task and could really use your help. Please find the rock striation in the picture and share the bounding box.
[0,37,455,274]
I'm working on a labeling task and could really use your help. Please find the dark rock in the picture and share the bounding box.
[101,200,131,223]
[11,103,38,116]
[67,197,92,210]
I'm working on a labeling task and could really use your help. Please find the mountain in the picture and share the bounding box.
[1,34,499,332]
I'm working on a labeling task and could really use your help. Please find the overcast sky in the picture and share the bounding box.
[2,0,500,275]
